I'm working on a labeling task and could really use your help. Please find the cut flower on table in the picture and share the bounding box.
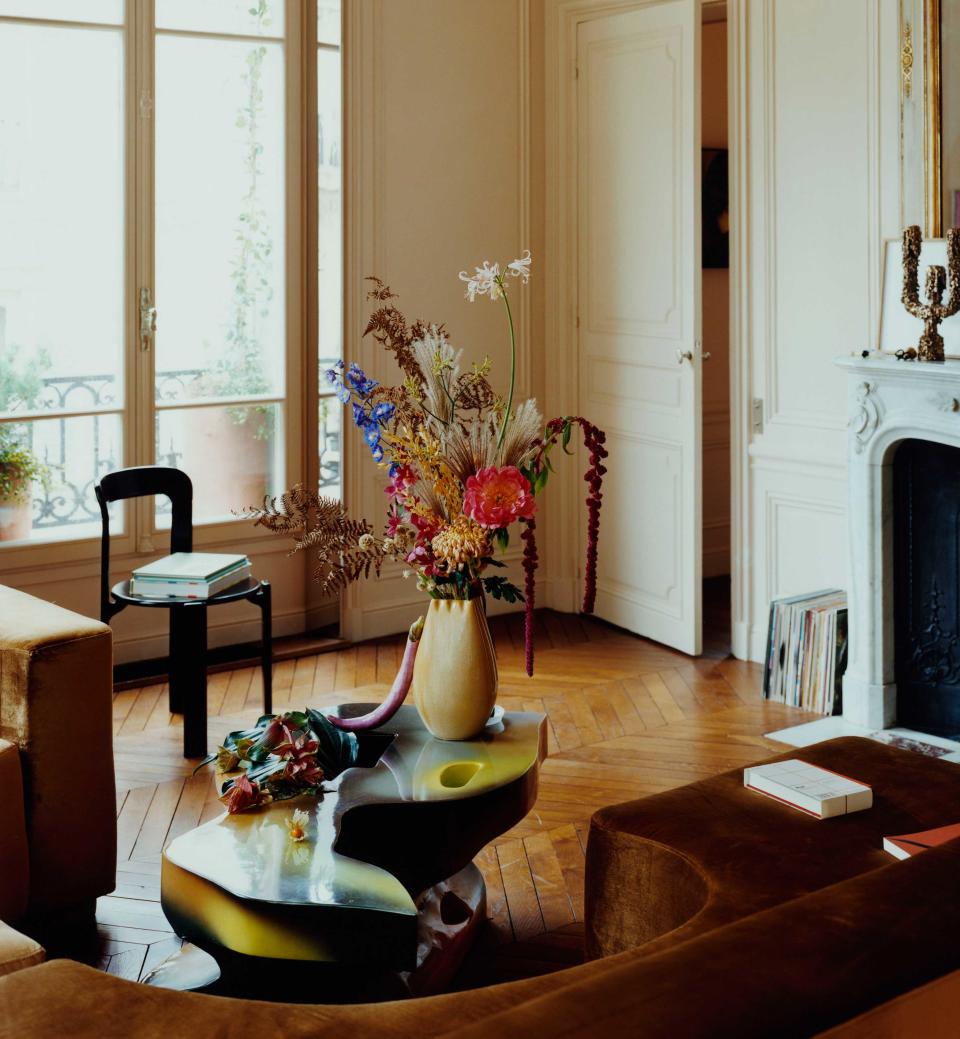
[244,252,607,676]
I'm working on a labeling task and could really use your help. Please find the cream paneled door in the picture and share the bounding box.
[577,1,703,654]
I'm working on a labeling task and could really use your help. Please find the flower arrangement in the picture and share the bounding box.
[247,253,607,675]
[200,709,358,813]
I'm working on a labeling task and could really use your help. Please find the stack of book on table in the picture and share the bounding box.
[763,589,848,715]
[129,552,251,600]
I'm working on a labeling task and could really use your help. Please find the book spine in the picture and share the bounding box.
[745,780,824,819]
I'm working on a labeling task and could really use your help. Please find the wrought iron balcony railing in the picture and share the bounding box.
[8,371,341,533]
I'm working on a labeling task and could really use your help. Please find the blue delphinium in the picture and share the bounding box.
[328,361,395,463]
[346,362,378,398]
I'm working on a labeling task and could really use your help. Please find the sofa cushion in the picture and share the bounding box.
[0,740,28,923]
[0,586,116,914]
[586,736,960,959]
[0,921,43,979]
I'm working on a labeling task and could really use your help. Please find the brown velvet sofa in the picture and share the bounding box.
[0,586,116,939]
[0,739,44,978]
[1,839,959,1037]
[1,730,959,1037]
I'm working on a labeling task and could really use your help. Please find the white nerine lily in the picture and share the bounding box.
[506,249,532,283]
[459,260,502,302]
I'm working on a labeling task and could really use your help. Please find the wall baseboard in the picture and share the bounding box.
[112,606,312,666]
[731,618,751,662]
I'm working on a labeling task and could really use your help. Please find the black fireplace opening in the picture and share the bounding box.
[893,438,960,737]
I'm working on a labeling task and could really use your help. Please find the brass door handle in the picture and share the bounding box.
[703,351,712,361]
[676,350,693,364]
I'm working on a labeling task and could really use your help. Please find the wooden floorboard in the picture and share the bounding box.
[91,607,816,988]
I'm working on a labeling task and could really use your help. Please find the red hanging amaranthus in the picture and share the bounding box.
[520,417,608,676]
[520,517,538,676]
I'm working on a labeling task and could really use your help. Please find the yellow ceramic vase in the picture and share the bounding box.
[411,598,498,741]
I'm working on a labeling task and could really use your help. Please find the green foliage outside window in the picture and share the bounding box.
[0,345,51,502]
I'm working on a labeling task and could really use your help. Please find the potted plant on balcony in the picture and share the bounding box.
[0,427,45,541]
[0,345,50,542]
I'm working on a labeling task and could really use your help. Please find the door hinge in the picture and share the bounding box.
[751,397,764,435]
[139,287,157,351]
[573,62,579,80]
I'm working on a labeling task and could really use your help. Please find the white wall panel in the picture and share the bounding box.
[342,0,538,641]
[733,0,902,660]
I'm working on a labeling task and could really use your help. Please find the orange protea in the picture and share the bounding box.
[431,516,491,570]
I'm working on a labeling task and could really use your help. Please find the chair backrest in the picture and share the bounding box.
[94,466,193,622]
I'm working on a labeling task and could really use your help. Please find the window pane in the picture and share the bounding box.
[318,394,340,498]
[317,48,341,496]
[0,1,122,23]
[156,404,281,524]
[157,0,283,38]
[317,0,340,46]
[0,414,122,544]
[155,35,285,405]
[0,24,124,418]
[317,47,341,382]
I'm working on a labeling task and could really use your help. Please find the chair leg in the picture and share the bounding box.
[259,581,273,716]
[169,609,186,714]
[176,605,209,759]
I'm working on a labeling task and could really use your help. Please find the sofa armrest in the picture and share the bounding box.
[0,586,116,914]
[0,740,28,924]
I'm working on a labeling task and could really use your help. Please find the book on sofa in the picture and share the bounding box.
[130,552,251,599]
[883,821,960,860]
[744,760,873,819]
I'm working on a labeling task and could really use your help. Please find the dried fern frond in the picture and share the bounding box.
[242,484,388,597]
[362,278,448,387]
[241,484,317,536]
[365,276,397,303]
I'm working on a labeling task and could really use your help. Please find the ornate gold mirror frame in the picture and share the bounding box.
[902,0,942,235]
[924,0,941,236]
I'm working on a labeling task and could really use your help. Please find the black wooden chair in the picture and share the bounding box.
[95,465,272,758]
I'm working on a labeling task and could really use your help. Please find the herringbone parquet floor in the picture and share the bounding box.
[94,607,816,987]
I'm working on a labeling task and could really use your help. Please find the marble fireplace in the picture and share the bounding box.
[769,354,960,758]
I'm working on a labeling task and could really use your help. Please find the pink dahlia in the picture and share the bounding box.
[463,466,537,529]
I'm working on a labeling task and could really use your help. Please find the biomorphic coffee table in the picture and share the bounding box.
[149,704,546,999]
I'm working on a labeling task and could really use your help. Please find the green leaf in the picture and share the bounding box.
[494,527,510,552]
[307,708,359,780]
[562,420,573,454]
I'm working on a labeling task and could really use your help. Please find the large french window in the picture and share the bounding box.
[0,0,340,556]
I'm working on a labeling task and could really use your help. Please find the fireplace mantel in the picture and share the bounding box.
[839,354,960,731]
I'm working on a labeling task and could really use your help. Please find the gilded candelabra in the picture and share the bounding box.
[902,224,960,363]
